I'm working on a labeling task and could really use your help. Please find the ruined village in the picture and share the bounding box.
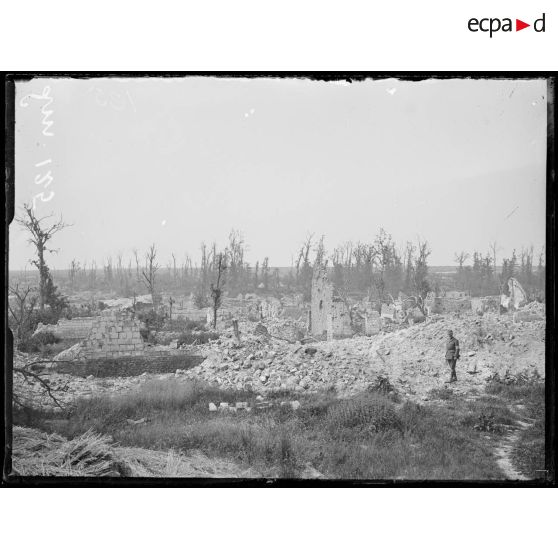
[7,77,547,482]
[9,215,546,480]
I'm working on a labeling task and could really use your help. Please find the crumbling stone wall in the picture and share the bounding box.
[440,298,472,313]
[444,290,469,299]
[282,306,306,320]
[364,311,381,335]
[471,296,500,314]
[331,299,353,337]
[381,303,397,320]
[82,313,145,358]
[260,298,282,319]
[310,266,333,336]
[310,265,352,338]
[425,293,443,315]
[425,293,471,314]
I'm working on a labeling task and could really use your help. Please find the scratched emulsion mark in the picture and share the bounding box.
[19,85,56,208]
[87,84,137,113]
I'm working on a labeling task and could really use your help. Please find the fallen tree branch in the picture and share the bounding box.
[12,359,84,409]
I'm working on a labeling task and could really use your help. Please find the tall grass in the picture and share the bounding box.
[17,378,512,480]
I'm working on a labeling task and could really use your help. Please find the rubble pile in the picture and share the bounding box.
[177,311,545,401]
[13,307,545,410]
[177,331,375,395]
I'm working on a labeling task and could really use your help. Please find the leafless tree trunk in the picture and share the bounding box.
[133,248,141,282]
[16,204,69,310]
[232,319,241,344]
[489,241,500,270]
[141,244,160,311]
[68,259,81,289]
[8,284,38,342]
[168,296,175,320]
[210,253,227,329]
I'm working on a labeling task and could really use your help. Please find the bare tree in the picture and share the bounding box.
[88,260,97,290]
[168,296,175,320]
[261,257,270,291]
[454,251,470,268]
[488,241,501,270]
[8,284,38,343]
[16,204,69,310]
[171,253,178,286]
[412,240,431,315]
[295,233,314,301]
[454,251,470,291]
[104,256,113,287]
[210,253,227,329]
[132,248,141,282]
[68,259,81,289]
[141,244,160,311]
[403,242,416,293]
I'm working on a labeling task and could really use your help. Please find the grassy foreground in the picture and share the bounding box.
[484,382,546,479]
[14,376,545,480]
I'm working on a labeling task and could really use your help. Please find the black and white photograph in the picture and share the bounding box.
[4,74,554,484]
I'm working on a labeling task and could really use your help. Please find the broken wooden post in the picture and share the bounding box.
[232,319,241,344]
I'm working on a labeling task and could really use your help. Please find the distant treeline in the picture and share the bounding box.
[11,229,546,304]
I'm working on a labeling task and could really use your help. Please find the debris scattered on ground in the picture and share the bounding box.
[10,426,254,478]
[13,309,545,410]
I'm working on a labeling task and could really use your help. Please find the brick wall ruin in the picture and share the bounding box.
[310,265,352,339]
[364,311,381,335]
[425,293,471,314]
[82,313,145,358]
[53,311,205,377]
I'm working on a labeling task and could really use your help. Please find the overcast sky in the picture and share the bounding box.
[10,76,547,271]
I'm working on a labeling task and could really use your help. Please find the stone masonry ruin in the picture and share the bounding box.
[310,264,353,339]
[54,311,203,378]
[82,312,145,358]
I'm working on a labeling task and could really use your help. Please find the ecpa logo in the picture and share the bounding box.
[468,13,546,37]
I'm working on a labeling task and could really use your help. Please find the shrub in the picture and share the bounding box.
[18,331,61,353]
[177,331,219,346]
[368,375,400,402]
[193,292,209,310]
[485,380,545,402]
[166,318,205,332]
[398,401,426,437]
[139,328,157,344]
[428,386,455,401]
[472,412,502,433]
[326,395,401,434]
[136,310,166,332]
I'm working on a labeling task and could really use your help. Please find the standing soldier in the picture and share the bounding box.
[445,329,460,383]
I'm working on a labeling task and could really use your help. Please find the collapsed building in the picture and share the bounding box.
[426,277,528,316]
[54,311,203,377]
[425,292,472,314]
[100,294,154,311]
[471,296,500,314]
